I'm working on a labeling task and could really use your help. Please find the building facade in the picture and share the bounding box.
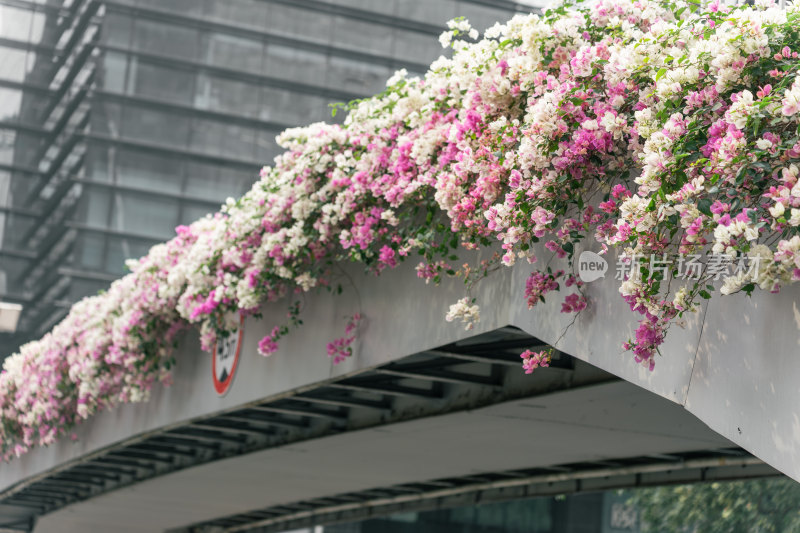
[0,0,528,356]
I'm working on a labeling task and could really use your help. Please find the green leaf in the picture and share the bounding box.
[697,198,713,217]
[655,67,667,81]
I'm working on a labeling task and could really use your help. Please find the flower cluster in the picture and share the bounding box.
[1,0,800,460]
[520,349,552,373]
[445,297,481,330]
[326,314,363,364]
[525,270,564,308]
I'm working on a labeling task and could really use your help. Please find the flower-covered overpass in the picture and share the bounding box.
[2,0,800,529]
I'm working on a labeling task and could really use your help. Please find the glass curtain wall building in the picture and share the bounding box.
[0,0,528,355]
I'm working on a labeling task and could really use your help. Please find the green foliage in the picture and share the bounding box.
[627,477,800,533]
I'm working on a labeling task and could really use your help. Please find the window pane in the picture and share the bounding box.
[128,57,194,104]
[259,88,331,125]
[202,33,263,74]
[68,278,108,301]
[0,6,32,42]
[189,117,224,155]
[180,202,215,225]
[28,11,50,46]
[194,74,259,116]
[76,187,111,227]
[76,232,105,270]
[100,51,127,93]
[395,0,456,24]
[0,47,28,82]
[23,51,54,84]
[1,215,36,249]
[122,105,189,148]
[330,0,397,15]
[102,12,132,48]
[132,19,198,61]
[105,237,155,274]
[185,161,253,201]
[190,119,256,160]
[255,131,283,165]
[263,5,332,44]
[331,16,393,55]
[204,0,267,29]
[0,129,16,164]
[222,123,257,160]
[138,0,207,16]
[110,191,178,238]
[90,101,122,136]
[9,131,42,167]
[0,256,28,294]
[116,148,183,193]
[0,88,21,123]
[17,92,49,126]
[264,45,327,87]
[394,29,442,64]
[86,145,112,183]
[327,57,391,95]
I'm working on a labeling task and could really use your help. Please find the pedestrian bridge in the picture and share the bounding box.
[0,252,794,532]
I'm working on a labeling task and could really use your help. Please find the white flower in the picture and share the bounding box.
[672,287,691,310]
[756,138,772,150]
[769,202,785,219]
[445,297,480,330]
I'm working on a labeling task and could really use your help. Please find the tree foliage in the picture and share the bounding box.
[628,477,800,533]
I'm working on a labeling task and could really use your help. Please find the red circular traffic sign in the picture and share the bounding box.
[212,315,243,396]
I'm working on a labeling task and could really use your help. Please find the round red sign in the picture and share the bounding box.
[212,314,243,396]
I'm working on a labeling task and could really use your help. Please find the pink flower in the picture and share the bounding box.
[561,293,588,313]
[378,245,397,269]
[326,314,363,364]
[520,350,551,374]
[525,270,562,308]
[258,326,281,357]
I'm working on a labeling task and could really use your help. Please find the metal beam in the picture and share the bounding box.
[149,436,221,451]
[170,426,249,444]
[326,381,441,399]
[445,338,549,354]
[106,450,174,464]
[373,368,500,387]
[244,404,347,421]
[425,349,526,366]
[190,421,277,438]
[218,413,306,430]
[126,443,197,458]
[71,464,137,477]
[294,394,390,411]
[89,458,153,471]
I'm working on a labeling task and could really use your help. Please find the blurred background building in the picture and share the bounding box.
[0,0,535,356]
